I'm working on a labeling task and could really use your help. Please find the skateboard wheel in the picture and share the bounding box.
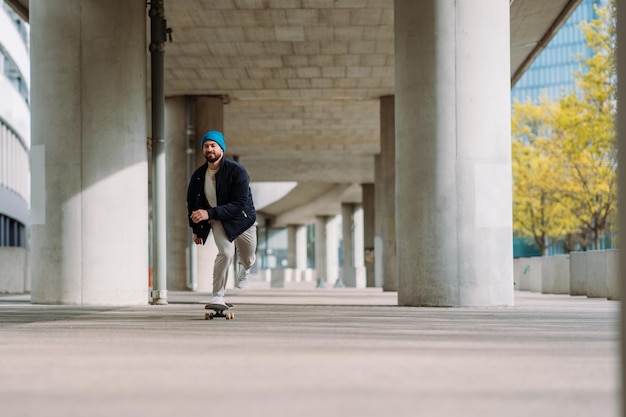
[226,312,234,320]
[205,313,214,320]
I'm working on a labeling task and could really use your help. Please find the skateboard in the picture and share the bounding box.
[204,303,234,320]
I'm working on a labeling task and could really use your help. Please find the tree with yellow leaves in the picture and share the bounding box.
[512,0,617,253]
[553,0,617,250]
[512,98,572,255]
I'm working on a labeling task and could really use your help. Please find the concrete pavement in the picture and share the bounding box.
[0,281,619,417]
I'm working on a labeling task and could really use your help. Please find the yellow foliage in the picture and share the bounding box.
[511,0,617,251]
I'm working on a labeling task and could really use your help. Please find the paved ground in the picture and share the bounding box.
[0,281,620,417]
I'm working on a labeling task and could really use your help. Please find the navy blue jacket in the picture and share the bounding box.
[187,158,256,243]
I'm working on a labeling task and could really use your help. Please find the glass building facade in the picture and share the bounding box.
[0,0,30,248]
[512,0,602,104]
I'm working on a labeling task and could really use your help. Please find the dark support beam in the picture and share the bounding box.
[4,0,28,21]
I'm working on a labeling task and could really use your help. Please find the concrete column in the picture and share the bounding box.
[380,95,396,291]
[394,0,514,306]
[30,0,148,304]
[193,96,225,292]
[165,97,189,291]
[315,216,328,287]
[354,204,365,287]
[328,216,339,286]
[315,215,338,287]
[287,224,307,270]
[287,225,297,268]
[341,203,356,287]
[362,183,375,287]
[373,155,384,288]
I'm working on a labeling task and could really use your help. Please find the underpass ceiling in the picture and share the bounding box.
[167,0,583,225]
[9,0,582,226]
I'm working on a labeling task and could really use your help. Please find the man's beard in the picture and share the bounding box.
[205,153,220,163]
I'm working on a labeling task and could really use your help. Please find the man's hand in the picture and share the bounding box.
[190,209,209,224]
[192,234,202,245]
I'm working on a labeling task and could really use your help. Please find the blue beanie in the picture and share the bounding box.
[201,130,226,153]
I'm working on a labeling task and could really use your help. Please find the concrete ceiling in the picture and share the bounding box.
[7,0,581,227]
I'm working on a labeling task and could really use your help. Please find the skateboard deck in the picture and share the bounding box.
[204,303,234,320]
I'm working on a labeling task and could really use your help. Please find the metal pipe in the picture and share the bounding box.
[149,0,170,305]
[186,96,197,291]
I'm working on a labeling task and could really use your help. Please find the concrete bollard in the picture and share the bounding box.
[513,258,532,291]
[569,252,587,296]
[270,269,286,288]
[568,250,620,299]
[606,250,619,301]
[263,269,272,282]
[292,268,303,283]
[0,247,29,294]
[586,251,608,298]
[270,269,297,288]
[541,254,570,295]
[528,257,542,292]
[301,269,314,282]
[356,266,366,288]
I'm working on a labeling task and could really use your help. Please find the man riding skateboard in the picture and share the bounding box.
[187,130,258,308]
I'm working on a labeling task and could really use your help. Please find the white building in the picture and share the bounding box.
[0,0,29,248]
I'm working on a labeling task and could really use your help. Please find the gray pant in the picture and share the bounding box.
[210,221,257,297]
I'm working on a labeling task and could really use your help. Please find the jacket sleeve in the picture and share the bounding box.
[186,176,197,228]
[187,168,212,243]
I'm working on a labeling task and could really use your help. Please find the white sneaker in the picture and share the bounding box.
[235,267,250,289]
[207,295,227,307]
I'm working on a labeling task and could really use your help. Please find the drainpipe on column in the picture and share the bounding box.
[186,96,197,291]
[149,0,172,305]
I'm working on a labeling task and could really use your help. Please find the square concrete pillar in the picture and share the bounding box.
[513,258,532,291]
[570,250,619,299]
[541,255,570,295]
[587,250,608,298]
[569,252,588,296]
[261,269,272,283]
[300,268,314,283]
[527,257,543,293]
[287,225,307,270]
[361,183,376,288]
[0,247,28,293]
[378,96,396,292]
[270,269,286,288]
[606,250,619,300]
[271,268,297,288]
